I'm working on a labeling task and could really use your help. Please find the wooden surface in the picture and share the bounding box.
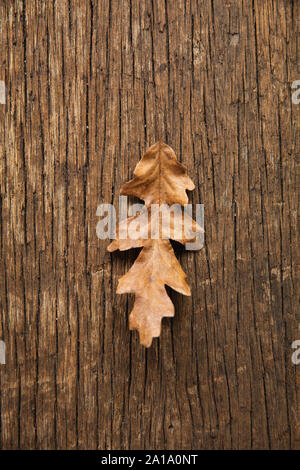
[0,0,299,450]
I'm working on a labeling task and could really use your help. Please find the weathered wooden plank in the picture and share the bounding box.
[0,0,299,450]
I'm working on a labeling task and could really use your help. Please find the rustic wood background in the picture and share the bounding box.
[0,0,299,450]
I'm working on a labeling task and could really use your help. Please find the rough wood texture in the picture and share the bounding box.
[0,0,299,450]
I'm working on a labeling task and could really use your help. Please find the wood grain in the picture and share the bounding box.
[0,0,299,450]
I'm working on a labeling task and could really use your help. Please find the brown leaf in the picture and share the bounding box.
[108,142,203,347]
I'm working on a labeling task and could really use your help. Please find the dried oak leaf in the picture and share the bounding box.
[108,142,203,347]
